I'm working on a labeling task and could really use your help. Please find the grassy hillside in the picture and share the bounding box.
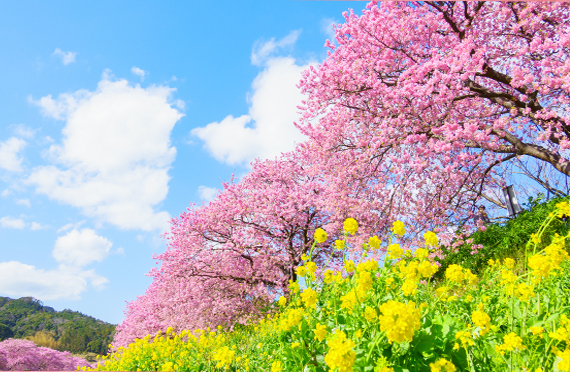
[434,194,570,280]
[0,296,116,356]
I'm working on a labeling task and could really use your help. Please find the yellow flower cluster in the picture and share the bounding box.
[378,300,421,343]
[453,330,475,350]
[495,332,525,355]
[343,218,358,235]
[429,358,456,372]
[324,330,356,372]
[528,233,569,279]
[278,307,305,332]
[549,315,570,342]
[445,264,477,285]
[212,345,235,369]
[471,306,491,336]
[553,347,570,372]
[387,243,403,259]
[300,287,318,309]
[392,220,406,236]
[313,323,327,342]
[423,231,438,247]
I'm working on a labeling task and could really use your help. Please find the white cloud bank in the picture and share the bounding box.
[27,70,183,232]
[0,137,26,172]
[192,31,314,167]
[52,48,78,65]
[0,261,108,300]
[0,228,113,301]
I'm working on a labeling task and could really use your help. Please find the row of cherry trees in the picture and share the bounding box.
[112,1,570,348]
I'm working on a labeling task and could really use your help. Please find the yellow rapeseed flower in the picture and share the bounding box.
[388,243,404,259]
[378,300,421,343]
[471,308,491,336]
[430,358,456,372]
[392,220,406,236]
[503,258,515,269]
[495,332,525,355]
[314,323,328,342]
[278,296,287,307]
[301,287,318,309]
[271,361,283,372]
[306,261,317,273]
[445,264,464,283]
[553,347,570,372]
[296,265,307,277]
[344,218,358,235]
[345,259,356,273]
[324,330,356,372]
[314,228,328,243]
[423,231,438,247]
[415,248,429,260]
[368,235,381,249]
[335,239,346,251]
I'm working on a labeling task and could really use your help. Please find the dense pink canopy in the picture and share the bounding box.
[296,1,570,248]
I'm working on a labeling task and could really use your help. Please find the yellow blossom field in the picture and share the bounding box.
[79,203,570,372]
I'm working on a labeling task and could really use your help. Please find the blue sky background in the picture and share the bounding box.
[0,0,369,326]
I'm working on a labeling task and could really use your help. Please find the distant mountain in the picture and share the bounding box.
[0,296,116,357]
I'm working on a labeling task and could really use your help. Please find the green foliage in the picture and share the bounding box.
[435,195,570,281]
[0,296,116,356]
[0,323,14,341]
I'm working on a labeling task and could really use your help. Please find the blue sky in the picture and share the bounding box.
[0,0,368,325]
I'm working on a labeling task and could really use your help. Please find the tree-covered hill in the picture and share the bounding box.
[0,296,116,357]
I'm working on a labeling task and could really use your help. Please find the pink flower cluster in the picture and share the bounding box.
[0,338,94,371]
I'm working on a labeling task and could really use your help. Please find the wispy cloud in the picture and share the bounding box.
[15,198,31,207]
[197,186,218,202]
[0,216,25,229]
[0,137,26,172]
[320,17,338,42]
[52,48,78,65]
[251,29,301,66]
[131,66,148,81]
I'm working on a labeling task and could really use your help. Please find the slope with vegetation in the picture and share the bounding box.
[0,296,116,357]
[80,197,570,372]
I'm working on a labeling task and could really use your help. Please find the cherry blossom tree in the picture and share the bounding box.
[0,338,94,371]
[112,154,366,347]
[295,1,570,247]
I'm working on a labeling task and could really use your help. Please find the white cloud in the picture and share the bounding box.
[251,29,301,66]
[15,198,31,207]
[10,124,36,139]
[1,190,9,197]
[0,216,25,229]
[27,71,183,232]
[320,17,338,41]
[0,137,26,172]
[191,56,314,167]
[0,261,108,300]
[52,48,78,65]
[30,222,48,230]
[57,220,85,233]
[197,185,218,202]
[53,228,112,267]
[131,66,148,81]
